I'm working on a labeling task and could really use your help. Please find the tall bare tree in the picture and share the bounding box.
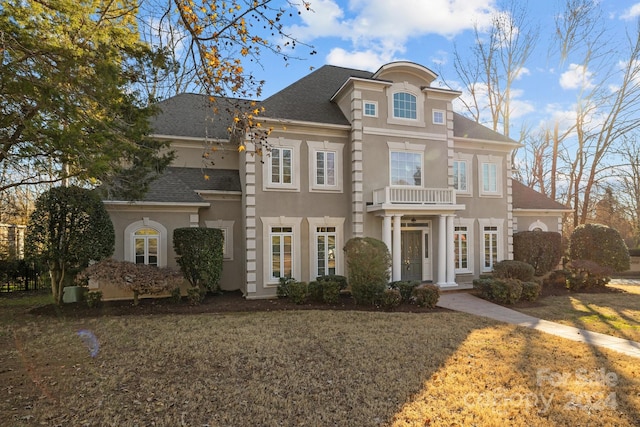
[452,1,537,141]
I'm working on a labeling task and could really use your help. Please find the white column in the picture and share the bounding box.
[382,215,392,253]
[446,214,456,285]
[392,214,402,282]
[437,215,446,286]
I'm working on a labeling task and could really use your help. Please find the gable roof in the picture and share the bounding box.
[511,180,570,211]
[137,167,241,203]
[260,65,374,125]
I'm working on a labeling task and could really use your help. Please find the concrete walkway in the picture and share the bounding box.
[437,292,640,359]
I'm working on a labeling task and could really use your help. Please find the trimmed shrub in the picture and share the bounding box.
[276,276,295,298]
[492,260,535,281]
[187,287,205,305]
[389,280,420,303]
[170,287,182,303]
[521,281,541,302]
[288,281,309,305]
[380,288,402,310]
[569,223,630,272]
[86,291,103,308]
[307,281,324,302]
[316,274,348,290]
[321,280,341,304]
[173,227,224,292]
[474,277,523,304]
[412,284,440,308]
[513,231,563,276]
[344,237,391,305]
[629,248,640,257]
[566,260,613,291]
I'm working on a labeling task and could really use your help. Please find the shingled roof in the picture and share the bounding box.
[139,167,241,203]
[511,180,569,211]
[453,113,514,143]
[150,94,253,140]
[260,65,374,125]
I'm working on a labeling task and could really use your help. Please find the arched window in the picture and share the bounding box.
[134,228,159,266]
[124,219,168,267]
[528,220,548,232]
[393,92,417,119]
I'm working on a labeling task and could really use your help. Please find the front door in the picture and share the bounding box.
[401,230,422,281]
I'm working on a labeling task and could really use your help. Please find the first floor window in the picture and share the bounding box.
[453,160,467,192]
[134,228,159,266]
[270,226,293,279]
[454,226,469,271]
[316,226,336,276]
[483,226,499,270]
[391,151,422,186]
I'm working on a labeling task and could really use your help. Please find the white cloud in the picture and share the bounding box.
[287,0,498,65]
[559,64,594,90]
[620,3,640,20]
[515,67,530,80]
[325,48,391,71]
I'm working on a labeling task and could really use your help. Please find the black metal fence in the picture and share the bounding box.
[0,260,43,293]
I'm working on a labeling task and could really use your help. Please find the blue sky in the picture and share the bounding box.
[253,0,640,137]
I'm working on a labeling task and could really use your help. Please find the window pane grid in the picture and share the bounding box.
[315,151,336,187]
[271,228,293,279]
[393,92,417,119]
[271,148,293,185]
[454,226,468,270]
[453,161,467,191]
[316,227,337,276]
[391,151,422,186]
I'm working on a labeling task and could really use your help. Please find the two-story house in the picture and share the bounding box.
[102,61,568,300]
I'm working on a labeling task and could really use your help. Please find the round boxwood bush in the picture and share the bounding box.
[569,223,629,272]
[513,231,563,276]
[492,260,535,281]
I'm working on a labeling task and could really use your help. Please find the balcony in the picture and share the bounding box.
[371,187,457,208]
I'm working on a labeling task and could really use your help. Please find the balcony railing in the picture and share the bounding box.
[372,187,456,205]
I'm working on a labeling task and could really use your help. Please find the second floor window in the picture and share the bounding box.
[270,147,292,185]
[364,101,377,117]
[482,162,498,193]
[315,151,336,187]
[393,92,417,119]
[390,151,421,186]
[453,160,467,192]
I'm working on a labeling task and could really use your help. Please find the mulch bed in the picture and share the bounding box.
[24,277,634,318]
[28,291,449,318]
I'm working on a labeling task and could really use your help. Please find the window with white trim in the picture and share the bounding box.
[393,92,417,119]
[124,219,168,267]
[454,218,474,274]
[390,151,422,186]
[364,101,377,117]
[453,160,467,192]
[270,147,292,185]
[308,217,344,280]
[134,228,159,266]
[263,138,301,191]
[479,219,504,272]
[307,141,343,192]
[316,226,336,276]
[270,226,293,280]
[433,109,445,125]
[477,155,503,196]
[261,217,302,285]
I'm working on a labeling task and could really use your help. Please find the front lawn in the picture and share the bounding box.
[515,281,640,343]
[1,293,639,426]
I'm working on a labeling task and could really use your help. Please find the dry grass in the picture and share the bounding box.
[1,295,639,426]
[516,282,640,343]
